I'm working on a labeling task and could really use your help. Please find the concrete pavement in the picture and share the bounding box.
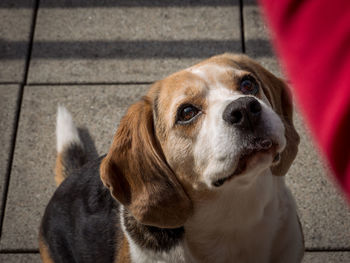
[0,0,349,261]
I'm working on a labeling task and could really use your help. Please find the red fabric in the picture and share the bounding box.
[258,0,350,199]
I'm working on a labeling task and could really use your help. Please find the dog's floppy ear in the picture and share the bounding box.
[233,55,300,176]
[258,71,300,177]
[100,96,192,228]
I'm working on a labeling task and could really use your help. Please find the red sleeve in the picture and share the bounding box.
[258,0,350,199]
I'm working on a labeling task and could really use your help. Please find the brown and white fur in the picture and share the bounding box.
[40,53,304,263]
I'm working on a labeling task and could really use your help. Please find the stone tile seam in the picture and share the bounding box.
[306,248,350,252]
[23,0,40,85]
[25,81,154,86]
[0,82,22,86]
[1,248,350,254]
[0,85,24,239]
[239,0,246,53]
[0,249,39,254]
[0,0,40,239]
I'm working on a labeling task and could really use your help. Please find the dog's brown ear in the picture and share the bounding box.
[100,97,192,228]
[258,72,300,176]
[233,55,300,176]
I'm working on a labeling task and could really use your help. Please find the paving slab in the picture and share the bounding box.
[0,253,41,263]
[243,0,282,77]
[0,85,20,224]
[0,0,35,83]
[2,86,350,251]
[303,252,350,263]
[0,84,149,249]
[28,0,240,84]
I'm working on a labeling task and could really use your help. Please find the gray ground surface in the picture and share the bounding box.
[1,0,349,262]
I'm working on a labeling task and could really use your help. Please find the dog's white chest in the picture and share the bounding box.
[128,241,186,263]
[126,171,302,263]
[183,172,287,263]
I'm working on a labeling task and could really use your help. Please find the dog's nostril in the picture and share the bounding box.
[249,100,261,114]
[231,110,243,124]
[223,97,261,127]
[260,139,272,149]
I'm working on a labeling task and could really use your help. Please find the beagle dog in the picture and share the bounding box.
[39,53,304,263]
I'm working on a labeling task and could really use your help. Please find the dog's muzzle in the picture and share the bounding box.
[212,97,281,187]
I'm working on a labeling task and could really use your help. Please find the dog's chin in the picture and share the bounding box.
[212,139,281,188]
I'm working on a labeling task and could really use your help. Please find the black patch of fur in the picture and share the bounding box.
[41,157,121,263]
[41,156,184,262]
[61,143,87,178]
[123,208,184,252]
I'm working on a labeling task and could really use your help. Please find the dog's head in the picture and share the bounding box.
[100,53,299,228]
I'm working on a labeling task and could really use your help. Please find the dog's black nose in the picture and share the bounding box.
[222,97,261,130]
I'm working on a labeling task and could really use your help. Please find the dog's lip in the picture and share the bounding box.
[212,138,280,188]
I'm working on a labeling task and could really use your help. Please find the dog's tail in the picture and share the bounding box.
[55,106,86,186]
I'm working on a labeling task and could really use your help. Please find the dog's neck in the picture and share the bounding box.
[120,206,187,263]
[187,169,278,226]
[121,169,286,263]
[183,169,283,263]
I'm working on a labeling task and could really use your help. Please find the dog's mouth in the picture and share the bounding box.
[212,138,281,187]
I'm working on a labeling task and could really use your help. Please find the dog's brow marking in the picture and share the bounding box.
[188,64,231,83]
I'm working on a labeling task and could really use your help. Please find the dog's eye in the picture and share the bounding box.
[177,105,200,124]
[240,76,259,95]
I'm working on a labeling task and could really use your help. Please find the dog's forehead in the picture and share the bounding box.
[157,61,244,97]
[156,70,206,103]
[154,61,253,116]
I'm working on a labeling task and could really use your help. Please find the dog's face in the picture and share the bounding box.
[100,54,299,228]
[154,57,287,192]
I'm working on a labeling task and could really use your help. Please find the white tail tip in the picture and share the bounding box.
[56,106,82,153]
